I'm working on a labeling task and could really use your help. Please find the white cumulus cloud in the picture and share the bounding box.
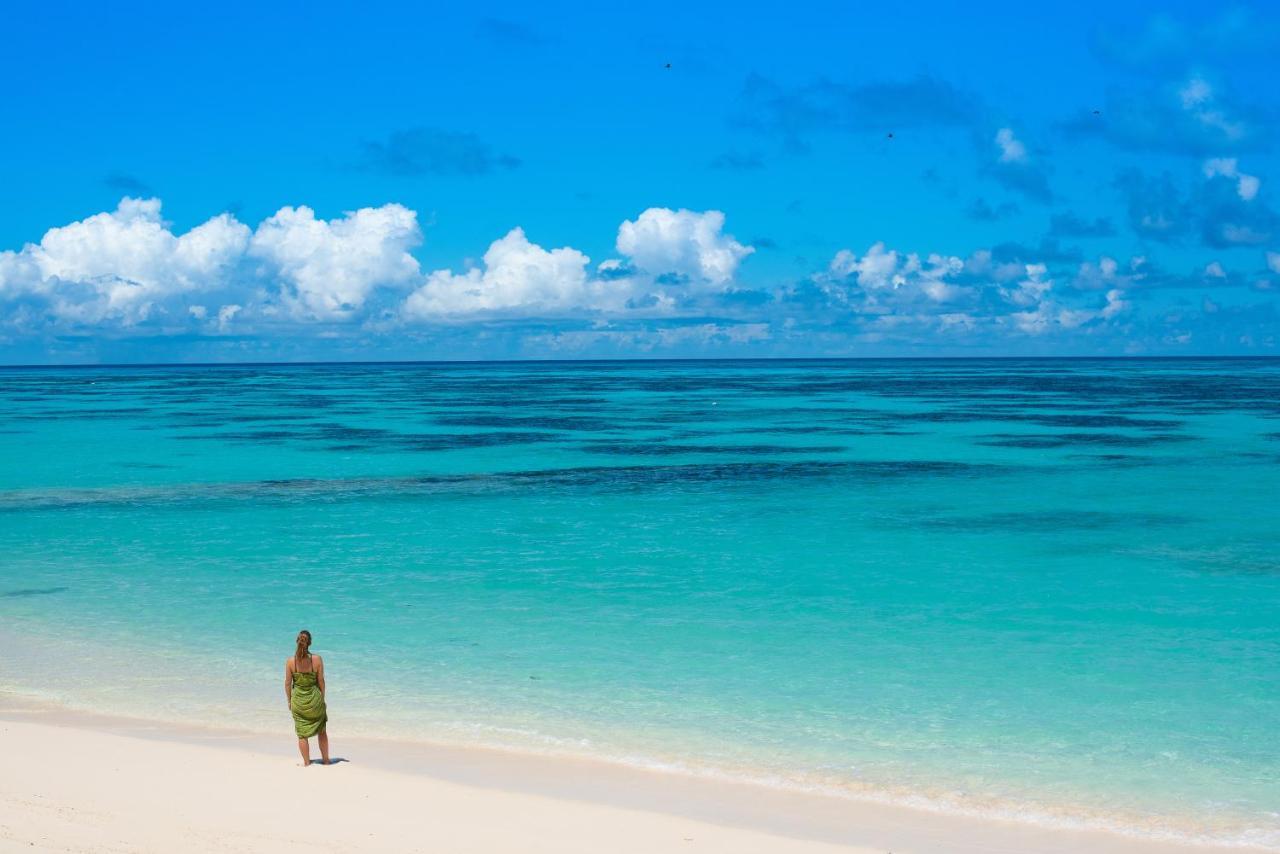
[0,198,249,324]
[1203,158,1260,201]
[615,208,752,286]
[249,204,422,320]
[830,242,900,288]
[403,227,611,318]
[826,243,969,307]
[0,198,424,329]
[824,241,962,312]
[402,207,755,320]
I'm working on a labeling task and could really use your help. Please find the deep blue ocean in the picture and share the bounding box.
[1,359,1277,846]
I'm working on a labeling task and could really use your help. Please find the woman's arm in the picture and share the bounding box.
[284,658,293,704]
[316,656,325,697]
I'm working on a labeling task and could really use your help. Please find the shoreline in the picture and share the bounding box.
[3,624,1273,851]
[0,692,1258,853]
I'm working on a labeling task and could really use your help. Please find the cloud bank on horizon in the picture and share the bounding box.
[1,2,1278,362]
[5,194,1273,360]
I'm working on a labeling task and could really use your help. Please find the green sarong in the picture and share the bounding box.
[290,670,327,738]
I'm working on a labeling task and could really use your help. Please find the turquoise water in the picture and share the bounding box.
[1,359,1278,846]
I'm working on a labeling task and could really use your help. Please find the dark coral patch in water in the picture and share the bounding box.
[1,586,69,598]
[0,458,1012,512]
[580,442,846,456]
[505,459,1007,490]
[434,414,617,432]
[398,431,559,451]
[921,510,1188,532]
[977,432,1195,449]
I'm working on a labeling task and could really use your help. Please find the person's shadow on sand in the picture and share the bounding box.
[312,758,349,766]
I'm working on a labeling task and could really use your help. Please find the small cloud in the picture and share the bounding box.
[1203,157,1260,201]
[104,172,151,194]
[217,304,242,330]
[994,128,1027,163]
[1179,77,1212,110]
[983,128,1052,203]
[360,128,520,177]
[1049,212,1116,238]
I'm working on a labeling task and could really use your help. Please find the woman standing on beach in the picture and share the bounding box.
[285,629,329,766]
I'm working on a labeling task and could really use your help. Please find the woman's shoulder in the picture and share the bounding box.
[312,654,323,665]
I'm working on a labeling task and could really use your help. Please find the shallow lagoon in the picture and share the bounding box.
[2,358,1278,847]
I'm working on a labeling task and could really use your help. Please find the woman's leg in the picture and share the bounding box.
[297,737,312,766]
[318,730,330,765]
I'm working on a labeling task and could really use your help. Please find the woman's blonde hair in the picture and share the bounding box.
[295,629,312,661]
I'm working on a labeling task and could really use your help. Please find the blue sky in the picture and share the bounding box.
[2,1,1278,362]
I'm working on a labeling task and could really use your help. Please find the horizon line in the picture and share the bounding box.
[2,354,1279,370]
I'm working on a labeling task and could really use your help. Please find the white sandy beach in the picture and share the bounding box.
[2,718,868,854]
[0,697,1253,854]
